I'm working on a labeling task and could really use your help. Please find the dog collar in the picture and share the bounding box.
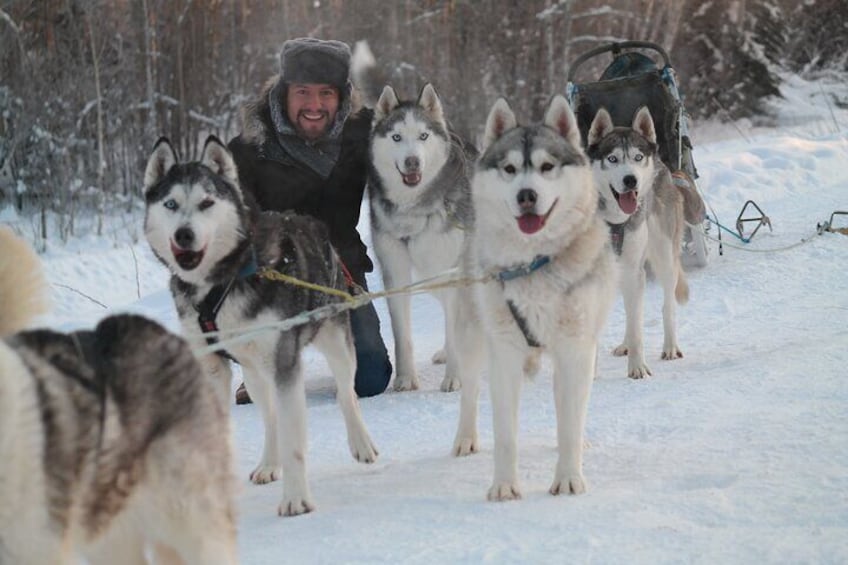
[496,254,551,282]
[496,255,550,348]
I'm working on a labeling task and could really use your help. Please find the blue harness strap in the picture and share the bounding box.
[496,255,551,348]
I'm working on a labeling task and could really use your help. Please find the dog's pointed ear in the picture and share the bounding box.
[375,85,400,121]
[144,137,178,190]
[417,83,447,129]
[632,106,656,144]
[200,135,239,185]
[544,95,582,149]
[482,98,516,151]
[588,108,614,147]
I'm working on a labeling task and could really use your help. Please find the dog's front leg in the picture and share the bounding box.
[438,287,462,392]
[486,335,525,501]
[375,235,418,391]
[451,296,484,455]
[242,360,281,484]
[549,338,596,496]
[273,360,313,516]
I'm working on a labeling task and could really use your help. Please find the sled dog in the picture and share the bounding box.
[367,83,477,392]
[144,136,378,517]
[587,106,704,378]
[0,228,238,564]
[451,96,616,500]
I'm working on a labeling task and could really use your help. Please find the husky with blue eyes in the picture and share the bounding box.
[144,135,378,518]
[587,106,704,379]
[451,95,617,502]
[366,83,478,393]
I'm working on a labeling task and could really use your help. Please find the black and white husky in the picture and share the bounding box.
[587,107,704,379]
[0,227,238,564]
[452,96,617,501]
[143,136,378,517]
[367,83,477,392]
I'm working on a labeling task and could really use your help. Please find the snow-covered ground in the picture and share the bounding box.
[3,75,847,564]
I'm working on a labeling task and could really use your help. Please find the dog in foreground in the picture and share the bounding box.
[587,106,705,378]
[0,227,238,564]
[144,136,378,517]
[367,82,477,392]
[452,96,616,500]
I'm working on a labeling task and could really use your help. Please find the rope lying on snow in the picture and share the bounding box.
[701,227,822,253]
[700,211,845,254]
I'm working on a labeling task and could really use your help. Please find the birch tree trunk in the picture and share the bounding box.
[85,8,106,236]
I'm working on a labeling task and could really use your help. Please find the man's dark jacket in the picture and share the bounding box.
[227,82,374,282]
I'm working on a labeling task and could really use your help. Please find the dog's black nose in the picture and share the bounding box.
[174,227,195,248]
[623,175,637,190]
[517,188,537,211]
[404,156,420,172]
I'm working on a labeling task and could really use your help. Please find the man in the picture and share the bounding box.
[228,37,392,399]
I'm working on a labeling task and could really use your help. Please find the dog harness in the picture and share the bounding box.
[196,250,259,363]
[607,221,626,256]
[496,255,550,348]
[194,246,357,363]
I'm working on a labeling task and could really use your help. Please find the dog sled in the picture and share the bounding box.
[566,40,710,268]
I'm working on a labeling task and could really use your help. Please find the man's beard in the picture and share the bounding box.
[295,110,331,141]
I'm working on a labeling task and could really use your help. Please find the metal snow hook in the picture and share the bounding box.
[736,200,772,242]
[817,210,848,236]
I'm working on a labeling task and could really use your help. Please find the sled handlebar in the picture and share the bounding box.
[567,41,671,82]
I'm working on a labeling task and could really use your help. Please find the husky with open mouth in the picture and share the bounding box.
[588,106,704,379]
[144,136,378,517]
[366,83,477,392]
[451,96,616,501]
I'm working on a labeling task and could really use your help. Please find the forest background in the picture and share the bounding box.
[1,0,845,246]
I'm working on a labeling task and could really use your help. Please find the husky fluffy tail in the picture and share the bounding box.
[350,40,387,108]
[0,227,48,337]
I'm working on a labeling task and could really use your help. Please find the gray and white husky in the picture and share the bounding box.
[587,106,704,379]
[367,83,477,392]
[0,228,238,564]
[451,96,616,501]
[144,136,378,517]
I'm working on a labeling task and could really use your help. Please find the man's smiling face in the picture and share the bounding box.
[286,83,340,141]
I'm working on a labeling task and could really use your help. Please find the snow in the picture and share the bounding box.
[5,76,848,564]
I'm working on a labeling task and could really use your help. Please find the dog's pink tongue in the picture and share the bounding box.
[518,214,543,234]
[618,191,638,214]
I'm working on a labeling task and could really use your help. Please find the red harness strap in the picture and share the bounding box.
[337,255,356,290]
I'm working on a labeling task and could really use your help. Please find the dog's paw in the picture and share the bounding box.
[627,363,652,379]
[440,373,461,392]
[348,431,379,464]
[452,435,478,457]
[612,344,629,357]
[661,347,684,360]
[549,474,587,496]
[487,482,522,502]
[277,495,315,517]
[249,464,282,485]
[431,348,447,365]
[393,373,419,392]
